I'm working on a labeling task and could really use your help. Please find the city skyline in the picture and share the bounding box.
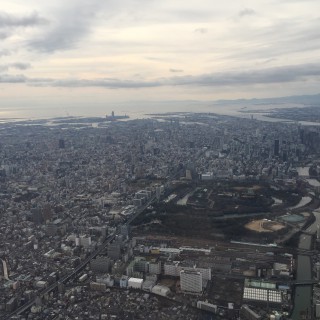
[1,0,320,116]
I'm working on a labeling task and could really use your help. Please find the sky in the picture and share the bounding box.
[1,0,320,117]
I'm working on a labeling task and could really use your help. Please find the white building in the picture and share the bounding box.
[164,262,211,281]
[151,285,171,297]
[128,277,143,289]
[180,270,202,293]
[197,301,217,313]
[183,266,211,281]
[164,262,180,277]
[201,172,214,180]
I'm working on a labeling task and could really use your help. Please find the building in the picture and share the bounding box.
[1,259,9,280]
[31,208,44,225]
[134,257,149,273]
[180,270,202,293]
[90,257,111,273]
[182,266,211,281]
[151,285,171,297]
[120,225,130,238]
[240,305,261,320]
[96,275,114,287]
[59,139,65,149]
[274,139,280,156]
[108,243,121,260]
[164,262,211,281]
[90,282,106,291]
[128,277,143,289]
[120,275,128,288]
[197,301,217,314]
[6,297,17,312]
[79,235,92,248]
[164,262,180,277]
[149,261,161,275]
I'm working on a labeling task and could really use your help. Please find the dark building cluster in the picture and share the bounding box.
[0,113,320,319]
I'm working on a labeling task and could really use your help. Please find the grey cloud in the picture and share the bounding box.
[225,18,320,61]
[194,28,208,34]
[170,69,184,73]
[0,31,10,39]
[10,62,31,70]
[239,8,256,17]
[0,74,27,83]
[0,49,11,57]
[49,78,161,88]
[28,1,105,52]
[0,63,31,72]
[2,63,320,88]
[50,64,320,87]
[0,11,47,28]
[260,58,277,65]
[171,64,320,86]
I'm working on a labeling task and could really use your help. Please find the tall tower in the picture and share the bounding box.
[1,259,9,280]
[274,139,280,156]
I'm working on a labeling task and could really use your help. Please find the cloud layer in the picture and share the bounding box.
[2,63,320,89]
[0,0,320,110]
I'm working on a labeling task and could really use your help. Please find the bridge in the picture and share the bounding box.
[291,280,318,286]
[276,217,315,236]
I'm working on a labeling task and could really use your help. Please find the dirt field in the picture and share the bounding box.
[245,219,285,233]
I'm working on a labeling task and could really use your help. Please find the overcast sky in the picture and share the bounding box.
[1,0,320,115]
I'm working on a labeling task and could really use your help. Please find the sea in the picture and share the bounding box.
[0,101,319,126]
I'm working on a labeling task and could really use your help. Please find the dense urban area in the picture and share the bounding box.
[1,111,320,320]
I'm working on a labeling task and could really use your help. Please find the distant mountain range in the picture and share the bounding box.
[214,93,320,106]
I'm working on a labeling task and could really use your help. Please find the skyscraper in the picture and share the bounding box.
[274,139,280,156]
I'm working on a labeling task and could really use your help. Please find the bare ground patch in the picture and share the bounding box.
[245,219,285,233]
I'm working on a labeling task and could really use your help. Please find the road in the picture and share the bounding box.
[4,195,156,319]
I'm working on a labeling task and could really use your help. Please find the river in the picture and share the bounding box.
[290,196,312,210]
[291,234,312,319]
[291,168,320,319]
[292,210,320,319]
[296,166,320,187]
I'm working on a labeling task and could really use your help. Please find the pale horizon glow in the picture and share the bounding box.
[1,0,320,117]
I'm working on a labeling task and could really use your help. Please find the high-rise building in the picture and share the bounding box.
[108,243,121,260]
[274,139,280,156]
[42,204,52,223]
[120,225,130,238]
[59,139,65,149]
[1,259,9,280]
[79,235,92,248]
[180,270,202,293]
[31,208,44,225]
[90,257,111,273]
[6,297,17,312]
